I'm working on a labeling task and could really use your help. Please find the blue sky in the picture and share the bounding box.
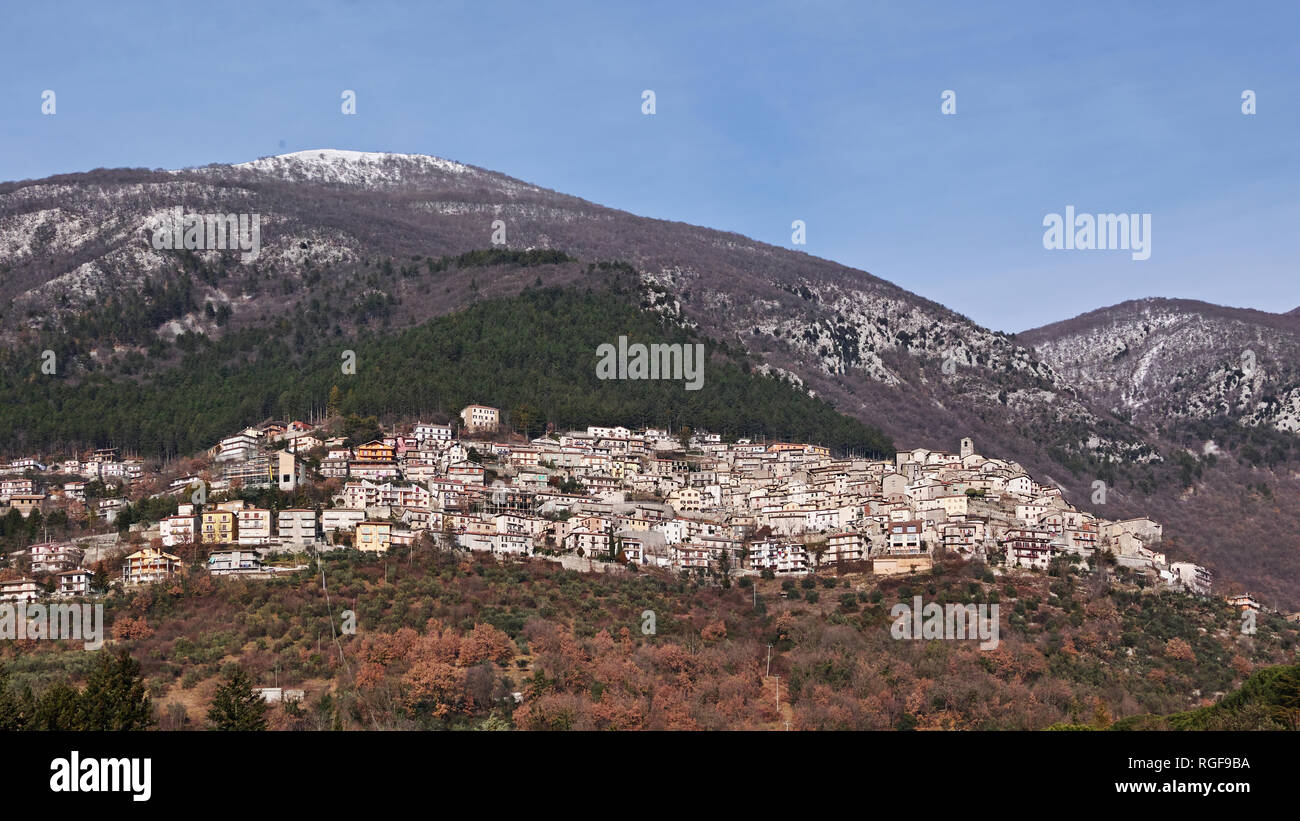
[2,0,1296,332]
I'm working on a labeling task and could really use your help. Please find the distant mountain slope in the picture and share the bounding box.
[1020,298,1300,436]
[1020,297,1300,608]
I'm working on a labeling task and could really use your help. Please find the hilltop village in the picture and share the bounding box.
[0,404,1247,612]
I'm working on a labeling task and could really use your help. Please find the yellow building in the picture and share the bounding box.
[355,440,396,461]
[201,510,238,544]
[356,520,392,553]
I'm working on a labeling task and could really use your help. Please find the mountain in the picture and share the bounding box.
[2,150,1298,606]
[0,148,1146,464]
[1019,298,1300,437]
[1020,298,1300,607]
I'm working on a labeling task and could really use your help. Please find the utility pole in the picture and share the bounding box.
[766,644,772,677]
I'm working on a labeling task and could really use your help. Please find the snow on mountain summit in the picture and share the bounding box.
[238,148,469,173]
[192,148,478,188]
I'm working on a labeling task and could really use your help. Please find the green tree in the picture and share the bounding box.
[80,650,153,731]
[605,524,620,562]
[715,547,733,585]
[510,403,540,439]
[32,682,84,730]
[342,413,382,446]
[0,667,31,731]
[207,666,268,731]
[1272,667,1300,730]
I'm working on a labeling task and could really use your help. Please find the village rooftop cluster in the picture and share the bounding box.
[0,404,1264,616]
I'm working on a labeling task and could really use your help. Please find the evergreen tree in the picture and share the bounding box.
[510,404,538,439]
[32,681,84,731]
[0,667,30,731]
[80,650,153,731]
[207,666,268,731]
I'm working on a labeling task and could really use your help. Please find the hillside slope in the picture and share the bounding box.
[3,551,1296,731]
[2,151,1299,605]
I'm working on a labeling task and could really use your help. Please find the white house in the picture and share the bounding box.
[321,508,366,534]
[160,513,199,548]
[28,541,84,573]
[57,569,92,598]
[0,578,40,603]
[459,405,500,432]
[236,508,273,545]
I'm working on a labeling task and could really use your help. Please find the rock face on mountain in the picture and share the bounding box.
[1020,299,1300,609]
[1020,298,1300,437]
[2,150,1298,605]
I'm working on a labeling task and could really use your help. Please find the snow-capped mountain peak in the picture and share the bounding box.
[176,148,487,189]
[236,148,469,175]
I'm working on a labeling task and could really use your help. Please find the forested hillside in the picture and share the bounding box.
[0,277,893,459]
[1109,662,1300,731]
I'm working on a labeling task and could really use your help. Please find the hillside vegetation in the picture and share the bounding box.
[1108,662,1300,730]
[2,549,1294,730]
[0,279,893,459]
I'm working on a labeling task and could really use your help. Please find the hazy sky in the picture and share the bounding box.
[2,1,1296,331]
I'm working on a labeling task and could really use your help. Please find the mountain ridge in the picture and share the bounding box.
[2,149,1299,606]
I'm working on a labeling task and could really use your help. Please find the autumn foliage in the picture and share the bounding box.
[4,549,1297,731]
